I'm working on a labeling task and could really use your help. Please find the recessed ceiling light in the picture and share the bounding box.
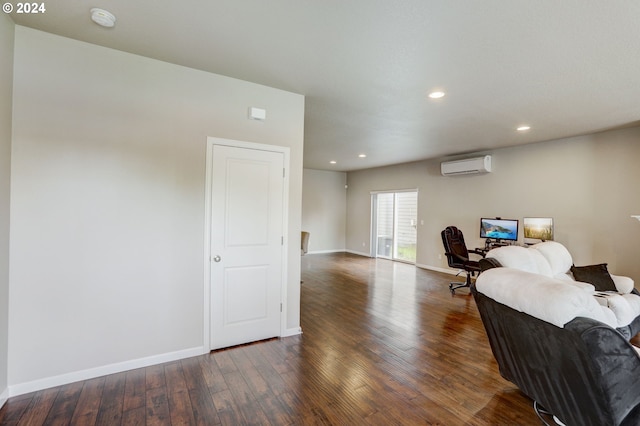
[428,91,446,99]
[517,125,531,132]
[90,8,116,28]
[358,154,367,158]
[329,160,337,164]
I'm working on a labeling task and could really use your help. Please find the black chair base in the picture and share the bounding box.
[449,281,469,293]
[449,271,474,294]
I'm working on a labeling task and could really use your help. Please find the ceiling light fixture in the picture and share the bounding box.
[90,8,116,28]
[329,160,337,164]
[428,91,446,99]
[358,154,367,158]
[517,125,531,132]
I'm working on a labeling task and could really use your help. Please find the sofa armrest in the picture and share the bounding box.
[567,318,640,425]
[611,274,634,294]
[444,251,467,264]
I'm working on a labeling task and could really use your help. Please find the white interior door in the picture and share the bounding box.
[209,143,284,350]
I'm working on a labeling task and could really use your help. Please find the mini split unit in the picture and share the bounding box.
[441,155,492,176]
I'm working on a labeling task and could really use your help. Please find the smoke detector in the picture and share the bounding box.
[90,8,116,28]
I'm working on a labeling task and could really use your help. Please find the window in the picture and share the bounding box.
[372,190,418,263]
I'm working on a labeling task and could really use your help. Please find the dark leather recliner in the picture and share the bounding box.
[472,275,640,425]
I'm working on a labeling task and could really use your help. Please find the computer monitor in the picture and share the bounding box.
[480,218,519,242]
[523,217,554,244]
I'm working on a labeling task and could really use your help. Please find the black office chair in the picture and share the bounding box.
[441,226,483,293]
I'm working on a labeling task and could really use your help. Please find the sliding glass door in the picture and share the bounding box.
[372,190,418,263]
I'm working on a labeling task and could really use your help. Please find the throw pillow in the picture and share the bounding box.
[570,263,617,292]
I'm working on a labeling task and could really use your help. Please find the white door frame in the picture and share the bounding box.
[203,136,290,351]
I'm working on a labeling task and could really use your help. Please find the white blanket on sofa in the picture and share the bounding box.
[476,268,619,328]
[485,245,595,291]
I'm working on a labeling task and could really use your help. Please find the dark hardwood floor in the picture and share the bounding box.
[1,253,543,425]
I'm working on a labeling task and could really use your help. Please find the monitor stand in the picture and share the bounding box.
[485,238,508,250]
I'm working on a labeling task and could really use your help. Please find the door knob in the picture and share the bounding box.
[213,255,221,262]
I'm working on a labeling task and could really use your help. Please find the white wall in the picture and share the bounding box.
[9,27,304,393]
[302,169,346,253]
[0,13,14,406]
[346,126,640,282]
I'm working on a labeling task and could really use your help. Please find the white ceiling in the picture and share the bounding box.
[10,1,640,171]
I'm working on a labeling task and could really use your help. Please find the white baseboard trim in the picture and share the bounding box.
[9,346,206,397]
[306,249,345,254]
[282,327,302,337]
[304,249,374,258]
[415,263,461,276]
[0,386,8,410]
[345,250,371,257]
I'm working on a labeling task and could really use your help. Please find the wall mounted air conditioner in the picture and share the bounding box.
[441,155,492,176]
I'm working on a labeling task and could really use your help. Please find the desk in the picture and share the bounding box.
[475,243,510,256]
[473,247,489,256]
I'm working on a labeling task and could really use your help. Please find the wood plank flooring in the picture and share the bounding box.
[1,253,543,425]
